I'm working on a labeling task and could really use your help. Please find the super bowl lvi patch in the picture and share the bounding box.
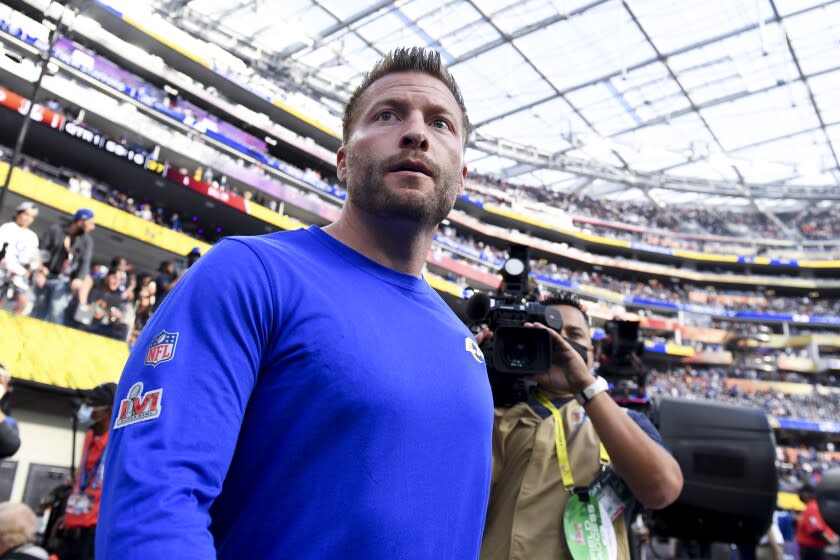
[114,382,163,429]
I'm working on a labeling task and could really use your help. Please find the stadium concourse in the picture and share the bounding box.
[1,0,840,558]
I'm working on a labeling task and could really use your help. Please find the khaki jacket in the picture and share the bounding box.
[481,400,630,560]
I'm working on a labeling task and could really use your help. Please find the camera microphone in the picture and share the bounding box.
[465,292,492,322]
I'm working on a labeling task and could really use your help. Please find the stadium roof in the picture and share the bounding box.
[129,1,840,203]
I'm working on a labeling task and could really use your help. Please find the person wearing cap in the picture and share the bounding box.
[185,246,201,268]
[32,209,95,325]
[54,382,115,560]
[0,201,40,314]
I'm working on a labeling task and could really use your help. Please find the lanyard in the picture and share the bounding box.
[535,391,609,491]
[78,440,105,493]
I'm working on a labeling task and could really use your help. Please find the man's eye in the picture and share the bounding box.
[377,111,395,121]
[432,118,451,130]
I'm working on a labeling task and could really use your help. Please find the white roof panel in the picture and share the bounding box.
[153,0,840,198]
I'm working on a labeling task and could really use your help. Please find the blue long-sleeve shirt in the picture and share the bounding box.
[97,226,494,559]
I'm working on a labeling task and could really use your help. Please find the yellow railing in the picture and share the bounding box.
[0,310,127,389]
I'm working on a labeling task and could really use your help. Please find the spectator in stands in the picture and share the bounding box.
[130,284,154,347]
[796,484,838,560]
[0,202,40,315]
[0,364,20,459]
[32,209,95,325]
[136,274,156,304]
[153,260,179,307]
[185,246,201,268]
[55,383,116,560]
[136,203,153,222]
[480,292,682,559]
[68,175,92,199]
[85,269,131,341]
[167,212,182,232]
[0,502,51,559]
[98,47,491,559]
[109,256,136,303]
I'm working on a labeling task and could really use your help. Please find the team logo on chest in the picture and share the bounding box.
[114,382,163,429]
[145,330,179,367]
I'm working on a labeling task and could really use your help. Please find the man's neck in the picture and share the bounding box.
[536,388,574,401]
[323,203,437,277]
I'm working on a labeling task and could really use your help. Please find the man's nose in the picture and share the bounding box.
[399,114,429,151]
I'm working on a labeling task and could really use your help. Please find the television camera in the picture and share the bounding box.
[464,244,643,405]
[462,244,777,547]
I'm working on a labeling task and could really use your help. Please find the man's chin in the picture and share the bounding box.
[363,199,441,225]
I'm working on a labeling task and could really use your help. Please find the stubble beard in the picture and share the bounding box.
[344,148,461,226]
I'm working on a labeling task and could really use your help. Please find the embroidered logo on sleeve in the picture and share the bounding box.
[465,337,485,364]
[144,330,179,367]
[114,382,163,429]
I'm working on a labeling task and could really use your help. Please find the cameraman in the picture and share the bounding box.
[479,292,683,560]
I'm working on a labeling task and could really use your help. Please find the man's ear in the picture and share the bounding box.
[458,164,467,195]
[337,146,348,182]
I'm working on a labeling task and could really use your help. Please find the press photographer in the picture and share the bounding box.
[469,248,683,560]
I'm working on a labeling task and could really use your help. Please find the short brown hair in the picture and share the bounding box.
[342,47,470,149]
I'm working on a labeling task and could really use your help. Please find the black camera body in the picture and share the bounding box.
[598,320,645,379]
[481,301,563,376]
[465,244,561,378]
[466,245,590,406]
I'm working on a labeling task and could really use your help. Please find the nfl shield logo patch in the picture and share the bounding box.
[145,330,179,367]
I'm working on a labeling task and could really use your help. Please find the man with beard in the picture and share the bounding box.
[97,47,493,559]
[32,208,95,324]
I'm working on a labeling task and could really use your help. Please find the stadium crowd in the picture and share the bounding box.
[11,87,840,274]
[5,146,840,352]
[436,226,840,317]
[22,54,840,262]
[11,119,838,332]
[782,206,840,241]
[778,447,840,492]
[647,368,840,422]
[0,171,200,344]
[463,172,840,252]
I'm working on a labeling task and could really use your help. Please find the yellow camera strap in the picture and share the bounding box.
[535,391,610,490]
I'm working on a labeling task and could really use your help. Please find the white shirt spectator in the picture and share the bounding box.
[0,220,39,276]
[137,204,154,221]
